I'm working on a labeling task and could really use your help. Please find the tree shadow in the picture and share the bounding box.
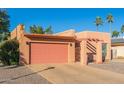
[11,67,55,80]
[5,65,24,69]
[0,66,55,84]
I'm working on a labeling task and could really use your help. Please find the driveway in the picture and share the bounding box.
[0,65,50,84]
[89,62,124,74]
[28,63,124,84]
[1,62,124,84]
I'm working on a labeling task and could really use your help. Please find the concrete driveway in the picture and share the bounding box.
[89,62,124,74]
[28,63,124,84]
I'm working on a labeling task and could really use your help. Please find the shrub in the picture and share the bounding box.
[0,39,19,65]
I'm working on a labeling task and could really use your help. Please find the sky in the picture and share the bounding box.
[6,8,124,34]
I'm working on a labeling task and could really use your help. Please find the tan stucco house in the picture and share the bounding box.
[111,38,124,59]
[11,24,111,65]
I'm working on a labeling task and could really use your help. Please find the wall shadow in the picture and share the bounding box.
[20,52,27,65]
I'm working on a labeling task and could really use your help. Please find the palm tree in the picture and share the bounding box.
[44,26,53,34]
[121,25,124,37]
[30,25,44,34]
[112,30,120,38]
[107,13,114,36]
[94,16,103,31]
[30,25,53,34]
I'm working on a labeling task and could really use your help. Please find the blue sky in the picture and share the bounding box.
[6,8,124,34]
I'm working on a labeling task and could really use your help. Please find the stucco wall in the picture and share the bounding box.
[68,42,75,63]
[112,46,124,58]
[76,31,111,63]
[11,24,25,41]
[75,31,110,43]
[19,36,30,64]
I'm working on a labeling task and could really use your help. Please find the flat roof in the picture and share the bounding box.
[111,38,124,46]
[112,38,124,43]
[76,31,110,34]
[24,34,76,40]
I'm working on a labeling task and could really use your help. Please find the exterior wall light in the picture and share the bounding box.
[70,43,72,46]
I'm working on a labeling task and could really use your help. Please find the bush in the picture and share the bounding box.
[0,39,19,65]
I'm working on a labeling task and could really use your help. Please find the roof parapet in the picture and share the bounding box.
[55,29,76,37]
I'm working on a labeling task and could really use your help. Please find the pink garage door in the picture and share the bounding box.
[30,43,68,64]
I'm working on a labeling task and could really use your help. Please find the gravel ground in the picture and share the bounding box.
[0,65,51,84]
[89,62,124,74]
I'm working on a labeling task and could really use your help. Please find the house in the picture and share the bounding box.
[111,38,124,59]
[11,24,111,65]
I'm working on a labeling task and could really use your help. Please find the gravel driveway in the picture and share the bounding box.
[0,65,50,84]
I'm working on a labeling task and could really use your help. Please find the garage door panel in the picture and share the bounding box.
[31,43,68,64]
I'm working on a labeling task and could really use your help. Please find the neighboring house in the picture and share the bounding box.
[111,38,124,59]
[11,24,111,65]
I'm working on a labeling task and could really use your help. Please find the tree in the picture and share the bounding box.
[94,16,103,31]
[44,26,53,34]
[0,9,10,42]
[30,25,44,34]
[30,25,53,34]
[112,30,120,38]
[0,39,19,65]
[121,25,124,37]
[107,13,114,36]
[0,32,10,42]
[0,9,10,33]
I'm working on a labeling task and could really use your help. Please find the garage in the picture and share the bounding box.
[30,42,68,64]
